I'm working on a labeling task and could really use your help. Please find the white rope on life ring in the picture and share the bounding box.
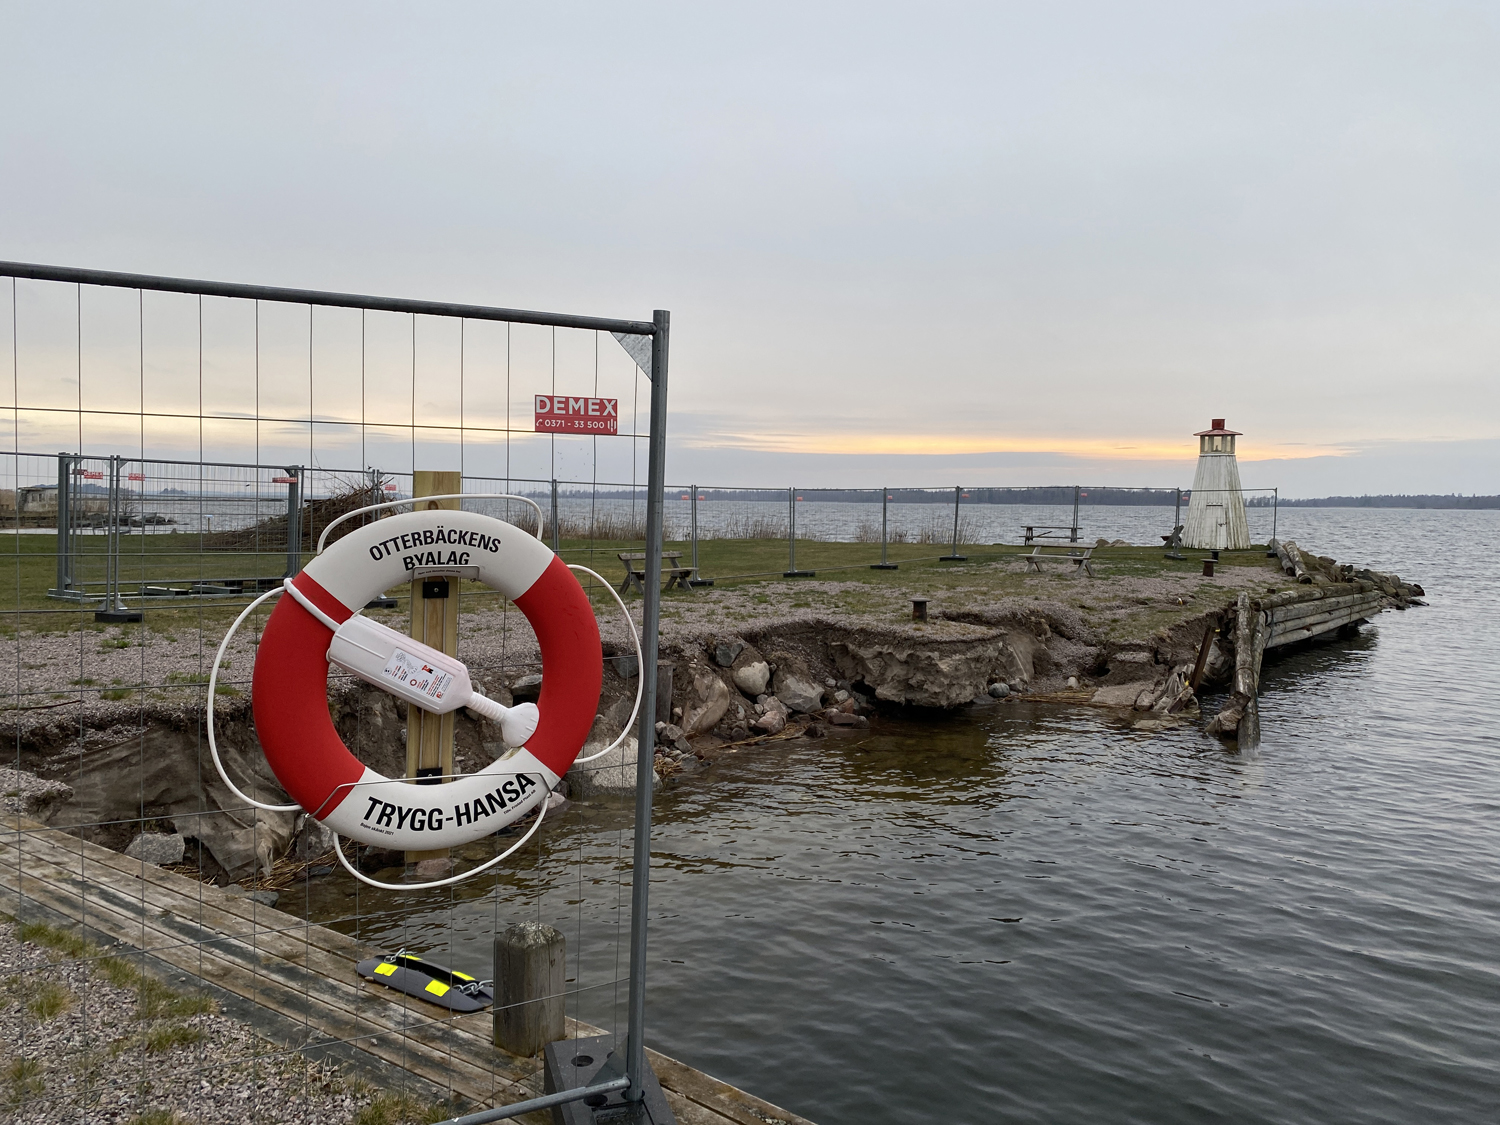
[206,503,644,892]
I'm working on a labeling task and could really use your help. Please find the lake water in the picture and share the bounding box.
[315,508,1498,1124]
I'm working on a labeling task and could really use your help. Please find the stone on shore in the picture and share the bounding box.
[291,814,338,862]
[771,657,826,714]
[1090,684,1145,709]
[732,660,771,697]
[566,733,660,798]
[124,831,185,866]
[681,665,732,735]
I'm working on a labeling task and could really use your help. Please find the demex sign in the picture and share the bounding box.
[533,395,619,435]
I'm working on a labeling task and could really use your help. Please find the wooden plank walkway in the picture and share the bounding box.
[0,817,813,1125]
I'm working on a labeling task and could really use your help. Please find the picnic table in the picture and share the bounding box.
[1021,545,1096,578]
[617,551,698,594]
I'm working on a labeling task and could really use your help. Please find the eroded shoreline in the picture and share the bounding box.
[0,542,1423,883]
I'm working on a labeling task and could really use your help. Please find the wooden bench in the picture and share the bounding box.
[1023,525,1081,545]
[1022,546,1096,578]
[617,551,698,593]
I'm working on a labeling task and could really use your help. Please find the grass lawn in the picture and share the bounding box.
[0,529,1282,637]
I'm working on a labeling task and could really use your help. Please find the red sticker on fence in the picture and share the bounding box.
[534,396,618,435]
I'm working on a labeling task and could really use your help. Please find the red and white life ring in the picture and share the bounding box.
[250,509,602,852]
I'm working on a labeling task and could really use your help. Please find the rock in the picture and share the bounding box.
[124,831,185,866]
[730,724,749,741]
[828,712,859,727]
[834,689,849,703]
[713,639,745,667]
[511,674,543,702]
[805,722,827,739]
[546,790,568,812]
[308,865,334,877]
[606,654,639,680]
[1066,676,1080,690]
[732,661,771,697]
[752,709,786,735]
[831,635,1029,708]
[359,846,403,873]
[291,814,337,862]
[1095,538,1111,548]
[825,678,837,688]
[681,666,732,736]
[566,733,660,799]
[414,859,451,880]
[988,682,1010,699]
[1089,684,1146,708]
[771,658,826,714]
[225,885,280,907]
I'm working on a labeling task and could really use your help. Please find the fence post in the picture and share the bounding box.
[690,484,699,575]
[550,478,560,553]
[367,467,381,526]
[784,486,813,577]
[94,456,140,623]
[1268,487,1280,556]
[54,451,73,594]
[940,485,967,561]
[871,485,898,569]
[1071,485,1080,544]
[283,467,303,577]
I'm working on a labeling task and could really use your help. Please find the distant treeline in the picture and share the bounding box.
[550,486,1193,505]
[1249,494,1500,509]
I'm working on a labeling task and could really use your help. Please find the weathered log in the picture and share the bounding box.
[1267,603,1380,648]
[1232,594,1255,700]
[1238,608,1268,749]
[1267,592,1382,626]
[1257,580,1376,613]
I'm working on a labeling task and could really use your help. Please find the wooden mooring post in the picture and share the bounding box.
[406,470,461,866]
[494,922,566,1058]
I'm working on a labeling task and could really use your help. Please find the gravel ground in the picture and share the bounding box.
[0,920,446,1125]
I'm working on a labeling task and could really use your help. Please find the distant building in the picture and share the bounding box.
[1182,419,1250,550]
[17,485,57,513]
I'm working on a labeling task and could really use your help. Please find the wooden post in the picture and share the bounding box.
[406,469,461,865]
[493,922,566,1057]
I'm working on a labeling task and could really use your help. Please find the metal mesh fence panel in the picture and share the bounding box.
[0,269,665,1123]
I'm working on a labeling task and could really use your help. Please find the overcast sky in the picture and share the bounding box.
[2,1,1496,495]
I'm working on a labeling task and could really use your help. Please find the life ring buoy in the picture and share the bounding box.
[250,509,602,852]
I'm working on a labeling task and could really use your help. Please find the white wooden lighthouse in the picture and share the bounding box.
[1182,419,1250,550]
